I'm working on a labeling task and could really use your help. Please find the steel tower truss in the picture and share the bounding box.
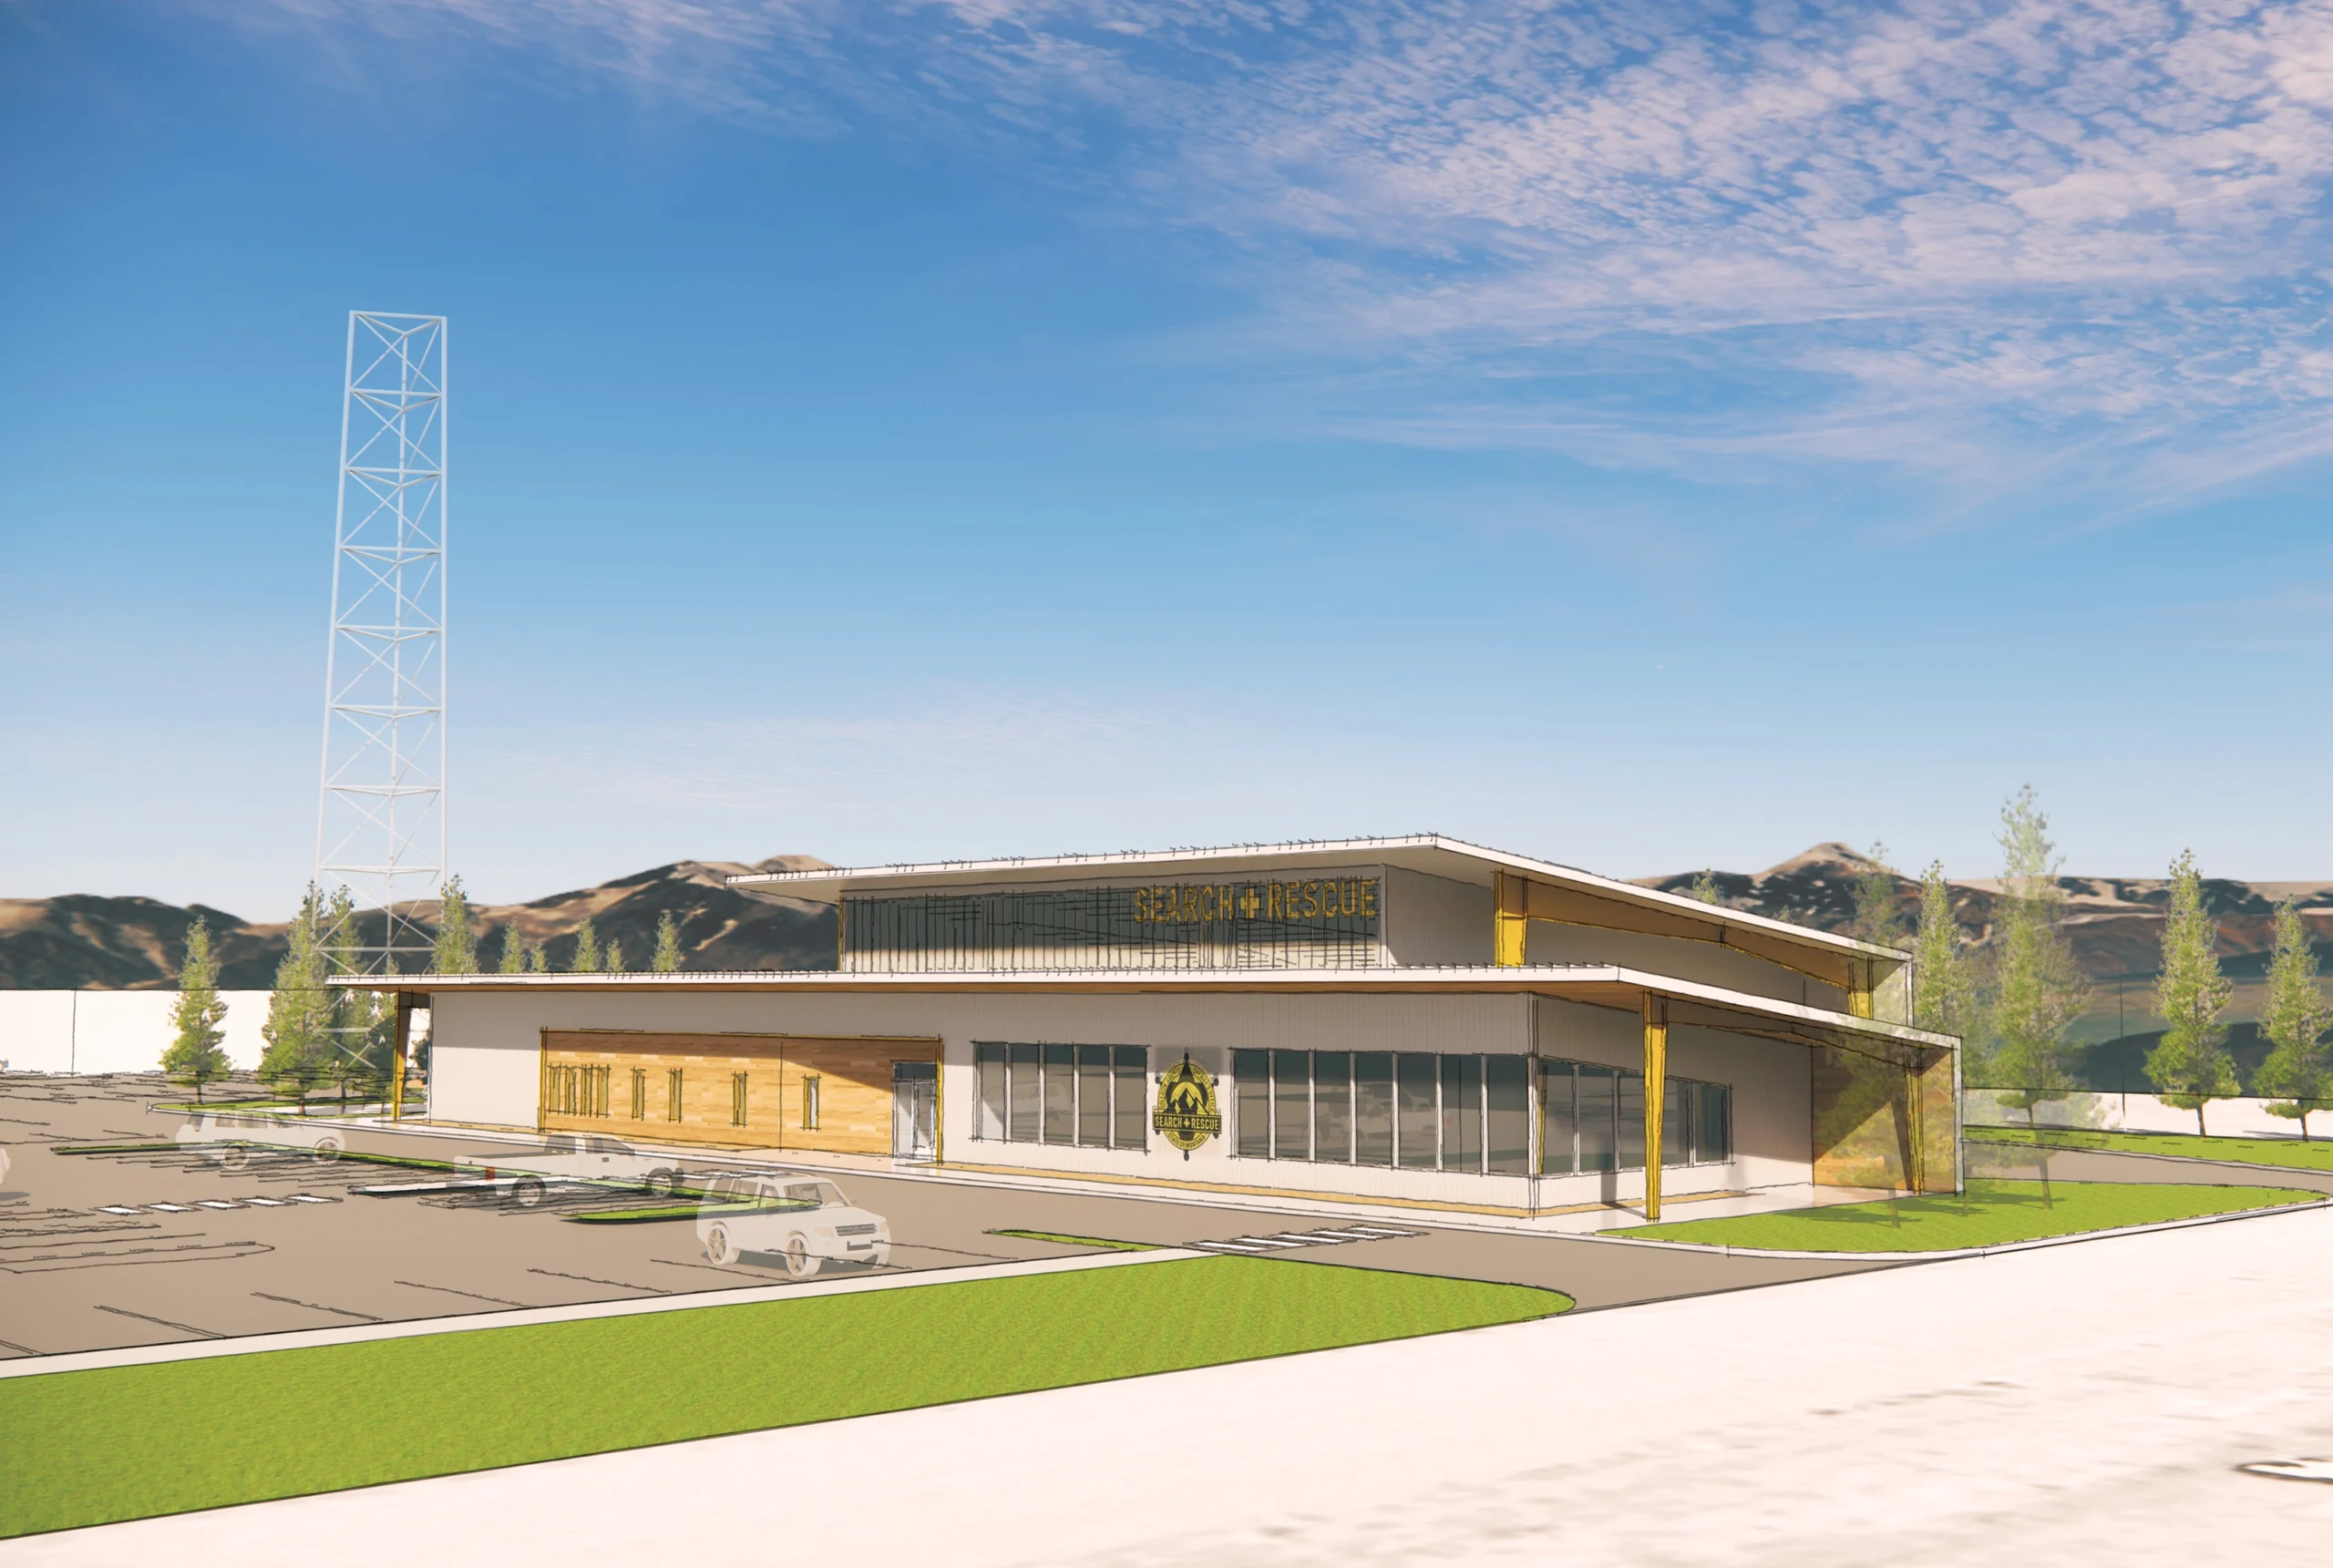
[315,313,447,974]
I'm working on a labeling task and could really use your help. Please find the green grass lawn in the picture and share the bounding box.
[1613,1179,2318,1253]
[1969,1123,2333,1172]
[0,1255,1567,1539]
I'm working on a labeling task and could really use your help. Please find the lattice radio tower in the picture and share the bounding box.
[314,313,447,974]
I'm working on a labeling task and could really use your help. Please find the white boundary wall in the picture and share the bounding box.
[1966,1087,2331,1139]
[0,990,272,1075]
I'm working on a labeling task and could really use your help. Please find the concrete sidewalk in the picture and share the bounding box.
[13,1201,2333,1564]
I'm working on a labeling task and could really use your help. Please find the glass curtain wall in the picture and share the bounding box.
[1233,1050,1530,1175]
[1536,1057,1732,1173]
[974,1043,1148,1151]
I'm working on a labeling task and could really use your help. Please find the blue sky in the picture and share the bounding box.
[6,0,2333,918]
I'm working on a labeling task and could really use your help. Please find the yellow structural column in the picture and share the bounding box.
[1846,957,1875,1020]
[389,993,415,1122]
[1642,993,1668,1220]
[1493,870,1528,967]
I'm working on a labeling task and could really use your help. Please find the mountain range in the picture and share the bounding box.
[0,857,838,991]
[11,842,2329,1091]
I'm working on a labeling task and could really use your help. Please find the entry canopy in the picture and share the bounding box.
[726,834,1908,989]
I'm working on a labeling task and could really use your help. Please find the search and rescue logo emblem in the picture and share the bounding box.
[1152,1053,1223,1159]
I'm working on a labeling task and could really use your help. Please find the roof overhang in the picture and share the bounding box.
[722,834,1906,986]
[340,964,1955,1066]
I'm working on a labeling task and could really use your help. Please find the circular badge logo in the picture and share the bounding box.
[1151,1053,1223,1159]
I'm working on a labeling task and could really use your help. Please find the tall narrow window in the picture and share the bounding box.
[1353,1053,1393,1167]
[1272,1050,1310,1161]
[1009,1043,1041,1142]
[730,1071,748,1128]
[975,1044,1006,1140]
[1538,1061,1576,1174]
[1042,1044,1074,1143]
[1234,1050,1269,1158]
[1396,1053,1438,1169]
[1112,1047,1146,1150]
[630,1067,646,1122]
[1697,1082,1732,1163]
[1618,1071,1645,1171]
[1662,1075,1691,1167]
[802,1074,822,1131]
[1076,1045,1111,1147]
[1442,1054,1483,1173]
[667,1068,683,1122]
[1312,1051,1352,1164]
[1577,1066,1616,1171]
[1485,1055,1529,1174]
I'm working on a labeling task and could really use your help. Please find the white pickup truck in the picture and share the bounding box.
[454,1133,691,1207]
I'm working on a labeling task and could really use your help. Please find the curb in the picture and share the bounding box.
[1595,1191,2329,1261]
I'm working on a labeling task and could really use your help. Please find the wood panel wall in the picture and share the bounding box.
[540,1030,940,1155]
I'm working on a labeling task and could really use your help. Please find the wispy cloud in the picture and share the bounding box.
[213,1,2333,492]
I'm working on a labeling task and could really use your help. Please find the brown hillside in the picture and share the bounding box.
[0,857,838,989]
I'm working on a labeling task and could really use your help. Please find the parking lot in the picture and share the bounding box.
[0,1074,1892,1358]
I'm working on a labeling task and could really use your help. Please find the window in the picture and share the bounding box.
[1235,1050,1269,1158]
[545,1064,611,1119]
[1578,1066,1617,1171]
[1396,1053,1437,1169]
[976,1043,1007,1140]
[1353,1053,1393,1167]
[1313,1051,1352,1164]
[1076,1046,1111,1147]
[1440,1054,1482,1172]
[630,1067,646,1121]
[1113,1047,1146,1150]
[973,1042,1149,1150]
[1272,1050,1310,1161]
[1486,1056,1529,1174]
[1009,1043,1040,1141]
[730,1071,748,1128]
[1042,1044,1074,1144]
[1538,1058,1732,1173]
[666,1068,683,1122]
[1697,1081,1733,1163]
[802,1074,821,1131]
[1236,1050,1516,1174]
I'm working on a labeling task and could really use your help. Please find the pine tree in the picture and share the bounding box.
[570,919,601,974]
[1690,870,1721,906]
[498,924,526,975]
[653,910,683,973]
[2256,898,2332,1141]
[603,938,625,974]
[526,939,549,974]
[1912,861,1978,1051]
[160,917,231,1102]
[1850,842,1905,949]
[259,886,334,1104]
[2145,848,2238,1135]
[1988,788,2088,1203]
[432,875,478,975]
[316,886,373,1102]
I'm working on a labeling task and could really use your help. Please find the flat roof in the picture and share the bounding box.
[344,964,1955,1061]
[725,834,1908,970]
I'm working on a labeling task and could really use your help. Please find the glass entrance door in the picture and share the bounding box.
[892,1061,938,1161]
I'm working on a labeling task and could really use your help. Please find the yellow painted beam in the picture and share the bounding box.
[1493,869,1528,967]
[1642,993,1668,1220]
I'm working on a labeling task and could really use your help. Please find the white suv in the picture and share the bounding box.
[695,1174,891,1277]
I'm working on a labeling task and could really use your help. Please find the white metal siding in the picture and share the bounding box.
[1382,866,1492,967]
